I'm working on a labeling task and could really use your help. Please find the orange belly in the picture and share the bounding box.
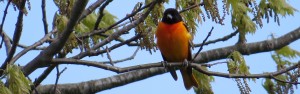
[156,21,191,62]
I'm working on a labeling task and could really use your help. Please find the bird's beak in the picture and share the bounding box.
[167,14,172,19]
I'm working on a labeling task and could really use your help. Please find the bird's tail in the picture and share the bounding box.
[180,68,199,90]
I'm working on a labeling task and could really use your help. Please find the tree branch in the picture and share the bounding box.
[22,0,89,76]
[37,59,300,94]
[35,67,167,94]
[194,30,239,47]
[0,0,26,76]
[72,2,156,59]
[41,0,48,35]
[179,2,204,13]
[93,0,112,30]
[36,26,300,93]
[194,27,300,63]
[10,30,55,64]
[102,47,140,64]
[79,0,106,21]
[77,1,156,39]
[83,33,143,57]
[0,0,11,38]
[1,31,12,55]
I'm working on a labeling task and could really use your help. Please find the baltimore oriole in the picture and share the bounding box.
[156,8,199,90]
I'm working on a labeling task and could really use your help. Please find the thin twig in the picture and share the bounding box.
[22,0,89,77]
[41,0,48,35]
[93,0,113,30]
[192,27,214,61]
[53,66,67,94]
[194,30,239,47]
[106,46,114,66]
[78,1,156,39]
[272,76,300,84]
[98,33,139,46]
[10,31,54,64]
[1,31,12,55]
[0,0,27,76]
[16,43,47,50]
[112,21,130,29]
[72,2,156,59]
[33,65,56,87]
[179,2,204,13]
[0,0,12,48]
[102,47,140,64]
[53,66,59,94]
[79,0,106,21]
[201,61,228,68]
[72,33,142,59]
[2,30,47,50]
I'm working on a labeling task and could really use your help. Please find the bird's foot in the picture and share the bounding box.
[161,61,168,68]
[183,59,190,68]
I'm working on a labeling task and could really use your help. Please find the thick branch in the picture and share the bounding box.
[35,26,300,93]
[35,68,167,94]
[38,59,300,94]
[194,27,300,63]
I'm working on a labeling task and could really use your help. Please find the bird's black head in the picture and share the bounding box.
[162,8,183,24]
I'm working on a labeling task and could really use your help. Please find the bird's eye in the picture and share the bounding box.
[167,14,173,19]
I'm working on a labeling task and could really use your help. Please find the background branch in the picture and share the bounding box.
[10,31,55,64]
[22,0,89,76]
[0,0,26,75]
[194,27,300,63]
[1,31,12,55]
[72,2,156,59]
[41,0,48,35]
[38,59,300,93]
[194,30,239,47]
[79,0,106,21]
[35,68,167,94]
[93,0,112,30]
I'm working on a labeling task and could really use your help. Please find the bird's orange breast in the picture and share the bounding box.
[156,21,191,62]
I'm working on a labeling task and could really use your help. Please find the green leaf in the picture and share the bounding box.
[274,75,287,86]
[55,15,69,33]
[268,0,296,16]
[229,0,256,34]
[5,64,32,94]
[193,67,214,94]
[275,46,300,59]
[0,82,13,94]
[262,78,275,94]
[227,51,255,81]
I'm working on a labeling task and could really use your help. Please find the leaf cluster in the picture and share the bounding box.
[53,1,117,54]
[227,51,254,94]
[263,44,300,94]
[0,64,32,94]
[193,67,214,94]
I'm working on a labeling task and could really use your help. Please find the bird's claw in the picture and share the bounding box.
[161,61,168,68]
[183,59,190,68]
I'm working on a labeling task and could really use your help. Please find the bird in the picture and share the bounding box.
[155,8,199,90]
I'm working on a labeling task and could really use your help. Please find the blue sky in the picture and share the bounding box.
[1,0,300,94]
